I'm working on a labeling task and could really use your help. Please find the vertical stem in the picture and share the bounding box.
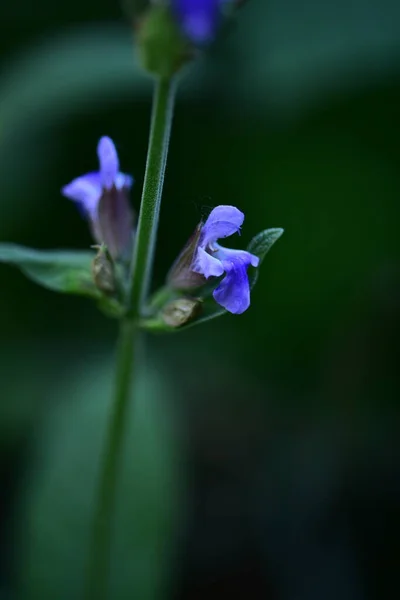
[129,76,176,317]
[84,76,176,599]
[84,318,136,600]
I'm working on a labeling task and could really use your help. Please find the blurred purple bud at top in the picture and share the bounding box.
[172,0,224,44]
[62,137,135,260]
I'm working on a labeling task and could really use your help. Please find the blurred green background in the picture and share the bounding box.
[0,1,399,598]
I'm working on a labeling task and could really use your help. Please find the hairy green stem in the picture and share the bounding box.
[84,319,136,600]
[84,76,176,599]
[129,76,177,317]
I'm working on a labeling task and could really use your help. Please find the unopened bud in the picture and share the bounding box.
[136,4,192,78]
[167,222,206,290]
[161,296,202,327]
[91,244,116,295]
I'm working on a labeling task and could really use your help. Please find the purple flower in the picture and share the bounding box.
[192,205,259,314]
[62,136,133,220]
[172,0,225,44]
[62,137,134,259]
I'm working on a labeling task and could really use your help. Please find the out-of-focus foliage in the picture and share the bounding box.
[18,358,181,600]
[0,244,99,297]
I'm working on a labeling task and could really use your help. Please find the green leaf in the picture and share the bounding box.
[247,227,285,262]
[0,243,100,298]
[247,228,284,288]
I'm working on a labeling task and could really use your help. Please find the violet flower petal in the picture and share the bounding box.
[213,254,252,314]
[97,136,119,190]
[61,172,102,218]
[201,205,244,247]
[215,245,260,268]
[193,246,225,278]
[212,246,259,314]
[115,172,134,190]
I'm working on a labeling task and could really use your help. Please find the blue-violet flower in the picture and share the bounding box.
[62,137,134,260]
[192,205,259,314]
[172,0,225,44]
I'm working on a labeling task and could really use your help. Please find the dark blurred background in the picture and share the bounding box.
[0,1,399,598]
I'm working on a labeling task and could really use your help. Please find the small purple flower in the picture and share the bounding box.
[62,137,134,259]
[62,136,133,220]
[172,0,225,44]
[192,205,259,314]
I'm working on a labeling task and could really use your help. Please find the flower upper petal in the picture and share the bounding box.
[61,172,102,218]
[201,205,245,247]
[193,246,225,278]
[97,136,119,189]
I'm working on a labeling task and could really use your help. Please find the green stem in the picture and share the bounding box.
[129,76,177,317]
[84,318,136,600]
[84,76,176,599]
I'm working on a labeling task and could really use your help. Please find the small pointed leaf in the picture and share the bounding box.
[247,227,284,288]
[0,243,100,298]
[247,227,284,263]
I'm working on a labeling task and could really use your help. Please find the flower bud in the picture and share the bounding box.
[161,296,202,327]
[167,221,207,290]
[136,4,192,78]
[91,244,116,295]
